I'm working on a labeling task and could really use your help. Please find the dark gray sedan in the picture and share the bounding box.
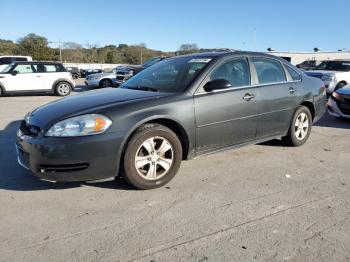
[17,51,326,189]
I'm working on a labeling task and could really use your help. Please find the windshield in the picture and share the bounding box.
[1,63,15,73]
[142,57,162,68]
[316,61,350,71]
[122,56,212,92]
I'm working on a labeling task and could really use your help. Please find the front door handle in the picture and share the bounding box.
[243,93,255,101]
[36,75,42,77]
[289,87,296,94]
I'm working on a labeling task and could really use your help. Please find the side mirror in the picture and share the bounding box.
[11,70,18,76]
[203,79,231,92]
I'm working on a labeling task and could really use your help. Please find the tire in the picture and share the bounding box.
[282,106,312,147]
[335,82,346,91]
[122,124,182,189]
[55,82,72,96]
[99,79,113,88]
[0,86,3,96]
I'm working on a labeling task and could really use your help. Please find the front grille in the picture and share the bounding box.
[20,120,41,137]
[116,71,126,75]
[337,101,350,115]
[39,163,89,173]
[116,75,125,81]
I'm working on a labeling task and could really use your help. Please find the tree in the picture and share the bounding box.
[177,43,199,55]
[18,33,54,60]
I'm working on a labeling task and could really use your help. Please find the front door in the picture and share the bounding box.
[194,57,258,154]
[7,63,44,91]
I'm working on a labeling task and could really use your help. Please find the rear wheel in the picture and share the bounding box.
[55,82,72,96]
[122,124,182,189]
[99,79,113,88]
[0,87,3,96]
[283,106,312,146]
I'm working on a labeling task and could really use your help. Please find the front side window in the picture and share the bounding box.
[210,58,250,87]
[122,56,211,92]
[252,58,286,84]
[13,64,37,74]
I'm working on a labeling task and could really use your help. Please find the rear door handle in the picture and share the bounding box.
[289,87,296,94]
[243,93,255,101]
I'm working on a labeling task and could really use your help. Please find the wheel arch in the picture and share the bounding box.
[300,100,315,120]
[119,116,190,162]
[51,78,74,92]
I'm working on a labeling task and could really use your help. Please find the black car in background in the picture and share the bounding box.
[65,66,80,79]
[17,51,326,189]
[296,60,322,70]
[80,69,103,78]
[115,56,168,85]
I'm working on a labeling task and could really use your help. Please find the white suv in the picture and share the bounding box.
[0,61,75,96]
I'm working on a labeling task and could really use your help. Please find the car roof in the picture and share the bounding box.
[173,51,284,60]
[14,61,63,65]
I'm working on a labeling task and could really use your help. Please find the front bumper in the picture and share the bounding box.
[16,130,125,182]
[327,97,350,119]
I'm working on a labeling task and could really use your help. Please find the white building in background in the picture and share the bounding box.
[267,51,350,65]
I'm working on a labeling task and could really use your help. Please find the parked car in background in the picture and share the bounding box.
[115,56,168,85]
[16,51,326,189]
[84,69,103,77]
[296,60,322,70]
[65,66,80,79]
[327,85,350,119]
[0,61,75,96]
[85,67,119,88]
[0,56,32,72]
[305,60,350,95]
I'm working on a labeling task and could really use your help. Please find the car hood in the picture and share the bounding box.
[28,88,166,128]
[336,86,350,95]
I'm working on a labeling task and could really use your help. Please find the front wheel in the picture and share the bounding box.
[99,79,113,88]
[122,124,182,189]
[283,106,312,146]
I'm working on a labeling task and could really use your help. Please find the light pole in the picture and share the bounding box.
[49,41,62,62]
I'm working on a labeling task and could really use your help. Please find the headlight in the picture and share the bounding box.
[46,114,112,137]
[321,75,335,82]
[332,92,344,102]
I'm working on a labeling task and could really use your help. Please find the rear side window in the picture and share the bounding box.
[252,58,286,84]
[43,64,65,72]
[285,65,301,81]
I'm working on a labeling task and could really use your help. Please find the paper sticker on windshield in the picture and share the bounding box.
[188,58,212,63]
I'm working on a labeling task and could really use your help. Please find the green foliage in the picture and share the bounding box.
[1,34,221,65]
[17,33,54,60]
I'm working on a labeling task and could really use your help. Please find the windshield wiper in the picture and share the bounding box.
[126,86,159,92]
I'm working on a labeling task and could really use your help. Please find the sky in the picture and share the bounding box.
[1,0,350,52]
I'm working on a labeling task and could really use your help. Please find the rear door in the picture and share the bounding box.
[194,57,258,153]
[6,63,44,91]
[250,57,299,139]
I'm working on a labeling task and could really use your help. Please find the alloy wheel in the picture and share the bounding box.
[57,83,70,96]
[134,136,174,180]
[294,112,309,140]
